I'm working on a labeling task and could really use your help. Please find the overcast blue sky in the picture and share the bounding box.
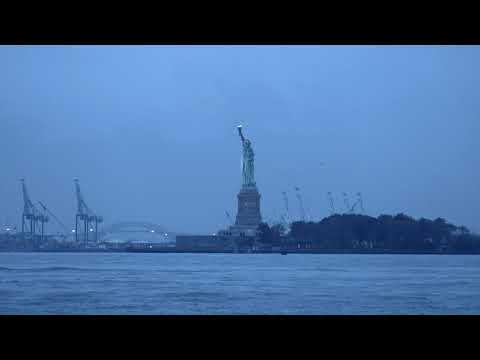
[0,45,479,234]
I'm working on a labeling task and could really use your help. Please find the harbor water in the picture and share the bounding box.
[1,253,479,314]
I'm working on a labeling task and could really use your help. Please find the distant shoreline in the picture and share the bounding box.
[1,249,479,255]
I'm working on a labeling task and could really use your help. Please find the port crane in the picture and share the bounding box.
[21,179,49,248]
[349,201,358,214]
[356,192,365,214]
[74,179,103,245]
[327,192,335,215]
[294,186,306,222]
[282,191,291,223]
[273,208,279,225]
[342,192,351,214]
[345,192,365,215]
[344,192,365,214]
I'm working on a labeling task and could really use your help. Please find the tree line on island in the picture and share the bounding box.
[257,213,480,253]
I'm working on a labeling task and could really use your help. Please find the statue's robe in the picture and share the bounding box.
[242,143,255,186]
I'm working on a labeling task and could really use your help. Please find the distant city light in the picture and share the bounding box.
[151,230,155,233]
[89,228,94,232]
[72,229,76,233]
[6,228,10,231]
[164,233,168,236]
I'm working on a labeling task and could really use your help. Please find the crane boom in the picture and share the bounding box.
[74,179,98,217]
[75,179,83,214]
[225,210,233,225]
[21,179,37,216]
[21,179,47,221]
[38,201,69,233]
[74,179,88,216]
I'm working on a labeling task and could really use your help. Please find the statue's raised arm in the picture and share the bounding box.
[237,125,245,144]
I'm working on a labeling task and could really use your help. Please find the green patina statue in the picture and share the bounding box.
[237,125,255,186]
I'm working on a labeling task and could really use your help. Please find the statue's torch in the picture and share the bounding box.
[237,125,245,142]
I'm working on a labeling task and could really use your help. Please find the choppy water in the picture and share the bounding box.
[0,253,479,314]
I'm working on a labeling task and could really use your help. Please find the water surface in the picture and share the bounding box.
[0,253,479,314]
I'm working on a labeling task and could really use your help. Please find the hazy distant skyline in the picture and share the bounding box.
[0,45,479,234]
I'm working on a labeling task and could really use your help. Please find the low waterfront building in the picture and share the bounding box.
[176,235,231,252]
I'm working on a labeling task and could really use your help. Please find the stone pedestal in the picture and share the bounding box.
[231,184,262,236]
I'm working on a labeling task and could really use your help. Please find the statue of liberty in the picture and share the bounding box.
[237,125,255,186]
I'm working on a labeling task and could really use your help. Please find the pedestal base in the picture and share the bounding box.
[232,184,262,235]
